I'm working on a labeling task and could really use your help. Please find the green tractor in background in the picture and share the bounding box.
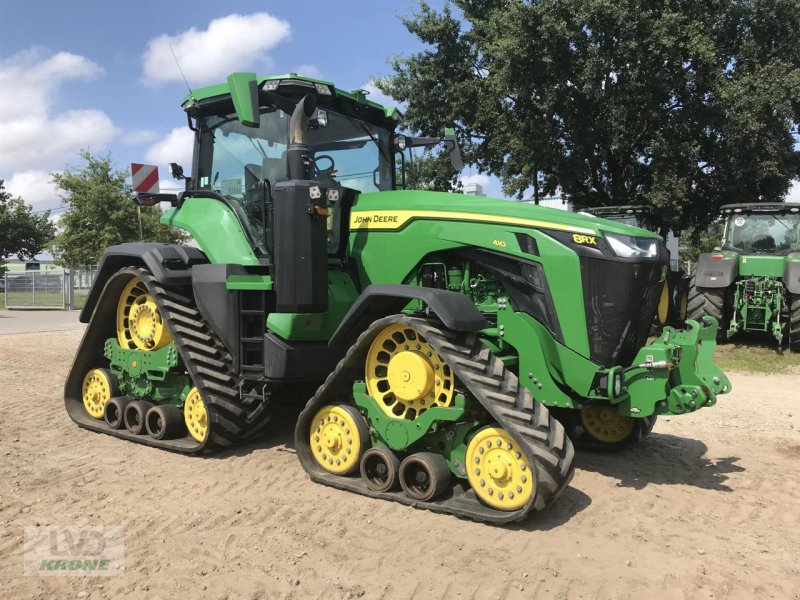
[688,203,800,350]
[66,72,730,524]
[583,205,689,329]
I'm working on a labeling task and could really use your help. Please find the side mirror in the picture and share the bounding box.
[170,163,186,180]
[442,127,464,172]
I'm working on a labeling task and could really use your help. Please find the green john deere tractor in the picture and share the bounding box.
[583,205,689,329]
[689,203,800,350]
[66,72,730,523]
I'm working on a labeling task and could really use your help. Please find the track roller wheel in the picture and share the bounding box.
[81,368,119,419]
[399,452,451,502]
[116,276,173,351]
[360,446,401,492]
[146,404,185,440]
[309,405,369,475]
[183,387,209,443]
[104,397,133,429]
[466,426,534,511]
[124,400,155,435]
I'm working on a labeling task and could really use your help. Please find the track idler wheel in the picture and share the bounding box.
[360,446,401,492]
[104,397,133,429]
[466,426,534,511]
[580,408,636,445]
[399,452,451,502]
[309,405,369,475]
[146,404,185,440]
[183,387,208,443]
[124,400,155,435]
[81,368,119,419]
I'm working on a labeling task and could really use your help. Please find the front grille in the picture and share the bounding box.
[580,256,665,367]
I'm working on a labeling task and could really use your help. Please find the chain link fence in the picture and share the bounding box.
[2,268,96,310]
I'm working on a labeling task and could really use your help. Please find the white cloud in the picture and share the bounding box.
[141,13,291,86]
[0,48,118,174]
[123,129,159,146]
[5,170,62,211]
[293,64,321,78]
[145,127,194,174]
[788,180,800,204]
[461,173,490,188]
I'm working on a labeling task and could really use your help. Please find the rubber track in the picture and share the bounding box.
[687,274,727,342]
[294,315,575,524]
[65,267,270,453]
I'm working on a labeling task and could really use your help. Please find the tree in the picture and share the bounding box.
[51,152,185,268]
[403,150,463,192]
[381,0,800,230]
[0,179,56,268]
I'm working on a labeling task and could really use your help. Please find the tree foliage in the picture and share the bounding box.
[403,150,463,192]
[0,179,56,265]
[381,0,800,230]
[51,152,185,268]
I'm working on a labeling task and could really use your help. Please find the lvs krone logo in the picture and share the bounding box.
[24,526,125,576]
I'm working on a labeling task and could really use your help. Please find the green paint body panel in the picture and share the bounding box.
[266,271,358,341]
[226,274,273,291]
[162,198,259,266]
[104,339,190,406]
[738,255,785,277]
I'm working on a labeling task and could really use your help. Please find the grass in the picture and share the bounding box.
[714,340,800,374]
[1,290,87,310]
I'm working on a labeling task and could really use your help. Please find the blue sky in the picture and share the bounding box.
[0,0,500,215]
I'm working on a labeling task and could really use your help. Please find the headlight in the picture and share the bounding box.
[604,232,658,258]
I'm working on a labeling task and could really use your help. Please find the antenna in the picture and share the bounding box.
[169,44,195,102]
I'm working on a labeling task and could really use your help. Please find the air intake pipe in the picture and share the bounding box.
[287,94,318,180]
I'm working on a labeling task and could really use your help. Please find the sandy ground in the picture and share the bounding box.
[1,329,799,600]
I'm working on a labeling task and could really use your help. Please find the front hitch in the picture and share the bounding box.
[616,317,731,418]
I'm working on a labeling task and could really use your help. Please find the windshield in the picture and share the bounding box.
[195,106,392,251]
[723,212,800,254]
[603,214,647,229]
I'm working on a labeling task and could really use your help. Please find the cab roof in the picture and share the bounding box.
[181,73,401,121]
[720,203,800,213]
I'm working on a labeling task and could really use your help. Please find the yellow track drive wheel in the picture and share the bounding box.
[466,427,534,511]
[580,408,635,445]
[82,368,119,419]
[657,281,670,325]
[309,405,369,475]
[677,286,689,321]
[116,276,173,351]
[184,387,209,443]
[364,323,454,420]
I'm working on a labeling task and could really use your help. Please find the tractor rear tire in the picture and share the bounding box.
[687,274,729,343]
[789,295,800,352]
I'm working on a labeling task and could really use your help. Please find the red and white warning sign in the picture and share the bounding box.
[131,163,159,193]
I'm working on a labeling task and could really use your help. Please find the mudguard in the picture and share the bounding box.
[694,252,738,288]
[328,284,489,348]
[80,243,207,322]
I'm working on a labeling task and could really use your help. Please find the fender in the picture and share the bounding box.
[785,255,800,295]
[79,243,207,322]
[694,253,738,288]
[329,284,490,348]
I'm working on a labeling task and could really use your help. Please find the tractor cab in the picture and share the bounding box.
[719,203,800,255]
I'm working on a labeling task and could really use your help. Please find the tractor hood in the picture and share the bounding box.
[352,190,661,240]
